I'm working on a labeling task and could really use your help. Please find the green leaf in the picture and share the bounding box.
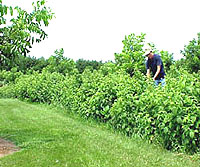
[37,1,40,8]
[4,6,8,15]
[9,6,13,16]
[189,131,195,139]
[104,105,109,112]
[164,127,169,134]
[190,116,196,123]
[177,117,182,124]
[41,0,45,5]
[32,37,34,44]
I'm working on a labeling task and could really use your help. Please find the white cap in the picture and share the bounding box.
[143,44,152,57]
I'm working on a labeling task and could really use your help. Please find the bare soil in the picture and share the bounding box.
[0,138,20,158]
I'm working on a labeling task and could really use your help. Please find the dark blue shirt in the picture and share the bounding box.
[146,54,166,80]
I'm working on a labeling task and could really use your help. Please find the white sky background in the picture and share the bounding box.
[4,0,200,61]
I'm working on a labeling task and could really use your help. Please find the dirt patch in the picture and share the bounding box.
[0,138,20,158]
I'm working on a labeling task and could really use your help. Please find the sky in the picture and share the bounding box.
[4,0,200,62]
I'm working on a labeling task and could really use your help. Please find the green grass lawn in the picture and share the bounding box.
[0,99,199,167]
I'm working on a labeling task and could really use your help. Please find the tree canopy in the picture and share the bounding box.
[181,33,200,73]
[0,0,54,68]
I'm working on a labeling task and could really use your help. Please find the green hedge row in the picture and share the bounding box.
[0,69,23,86]
[0,68,199,153]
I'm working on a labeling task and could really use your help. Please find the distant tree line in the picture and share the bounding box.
[0,48,105,74]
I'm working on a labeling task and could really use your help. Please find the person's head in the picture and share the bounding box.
[143,44,154,59]
[146,51,154,59]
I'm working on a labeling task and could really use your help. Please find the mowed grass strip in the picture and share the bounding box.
[0,99,199,167]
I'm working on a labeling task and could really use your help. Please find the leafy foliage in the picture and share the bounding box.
[0,68,23,86]
[76,59,103,73]
[181,33,200,73]
[44,48,78,75]
[0,0,54,66]
[115,33,146,76]
[0,32,200,153]
[159,50,174,71]
[0,54,48,72]
[114,33,174,76]
[1,66,199,153]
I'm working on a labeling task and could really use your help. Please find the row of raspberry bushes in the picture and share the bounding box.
[0,67,199,153]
